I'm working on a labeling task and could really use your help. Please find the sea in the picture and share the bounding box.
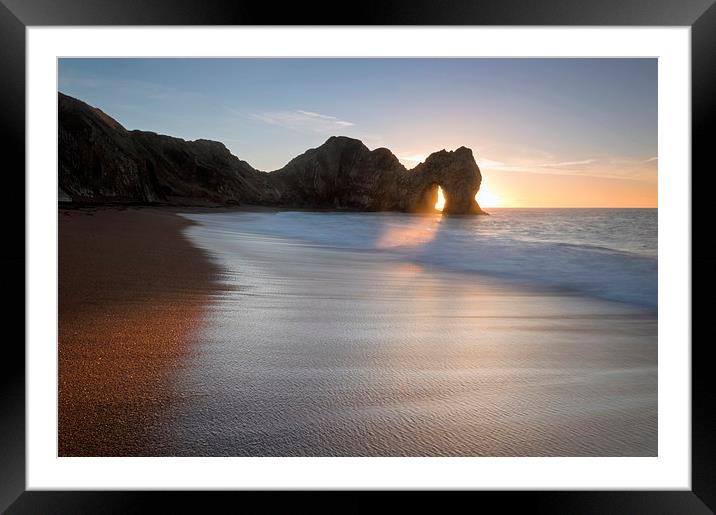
[184,208,657,310]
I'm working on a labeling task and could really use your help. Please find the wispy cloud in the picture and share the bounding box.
[536,159,597,169]
[250,110,355,134]
[483,155,658,182]
[396,144,656,181]
[476,157,506,169]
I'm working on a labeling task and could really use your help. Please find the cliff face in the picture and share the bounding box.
[270,137,408,211]
[59,93,280,205]
[58,93,485,214]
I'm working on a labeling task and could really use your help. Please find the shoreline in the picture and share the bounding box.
[181,208,657,311]
[58,206,220,456]
[59,200,656,212]
[176,212,656,456]
[59,206,657,456]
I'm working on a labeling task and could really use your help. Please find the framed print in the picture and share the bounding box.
[2,0,714,512]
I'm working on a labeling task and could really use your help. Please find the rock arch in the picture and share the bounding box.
[407,147,485,214]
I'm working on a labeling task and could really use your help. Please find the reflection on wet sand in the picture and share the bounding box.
[59,209,219,456]
[376,213,441,249]
[164,216,657,456]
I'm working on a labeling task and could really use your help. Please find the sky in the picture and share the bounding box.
[58,58,657,208]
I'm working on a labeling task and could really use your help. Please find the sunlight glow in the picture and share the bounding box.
[435,187,446,211]
[376,215,440,249]
[476,184,503,208]
[436,184,503,210]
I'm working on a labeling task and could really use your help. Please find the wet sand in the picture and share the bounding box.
[58,208,219,456]
[168,213,657,456]
[59,208,657,456]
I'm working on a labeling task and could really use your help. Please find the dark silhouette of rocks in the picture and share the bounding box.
[407,147,484,215]
[58,92,486,214]
[59,93,279,205]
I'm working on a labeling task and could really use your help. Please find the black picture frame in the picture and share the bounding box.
[2,0,713,512]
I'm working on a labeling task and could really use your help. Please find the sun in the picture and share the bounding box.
[435,187,446,210]
[435,184,503,210]
[475,183,503,208]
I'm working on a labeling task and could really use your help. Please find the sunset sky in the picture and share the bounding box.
[58,58,657,208]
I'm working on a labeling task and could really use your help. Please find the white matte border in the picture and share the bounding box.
[27,27,690,490]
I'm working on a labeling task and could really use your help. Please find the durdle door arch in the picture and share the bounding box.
[406,147,486,214]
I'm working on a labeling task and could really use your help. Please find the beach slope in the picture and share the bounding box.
[58,208,218,456]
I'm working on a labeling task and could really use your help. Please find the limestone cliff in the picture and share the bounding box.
[58,92,485,214]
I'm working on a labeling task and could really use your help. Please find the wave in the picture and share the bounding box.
[182,210,657,310]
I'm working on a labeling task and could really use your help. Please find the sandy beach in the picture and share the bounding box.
[58,208,219,455]
[177,212,657,456]
[59,207,657,456]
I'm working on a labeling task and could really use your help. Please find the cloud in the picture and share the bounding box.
[251,110,355,134]
[396,144,656,182]
[536,159,597,169]
[476,157,506,169]
[459,144,657,182]
[487,156,657,182]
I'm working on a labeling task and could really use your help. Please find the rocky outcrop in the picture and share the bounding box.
[269,137,406,211]
[58,92,485,214]
[59,93,280,205]
[406,147,484,214]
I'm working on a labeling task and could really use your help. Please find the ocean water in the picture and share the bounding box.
[184,208,657,309]
[164,208,657,456]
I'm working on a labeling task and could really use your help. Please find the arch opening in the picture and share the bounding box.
[412,182,447,213]
[435,186,446,211]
